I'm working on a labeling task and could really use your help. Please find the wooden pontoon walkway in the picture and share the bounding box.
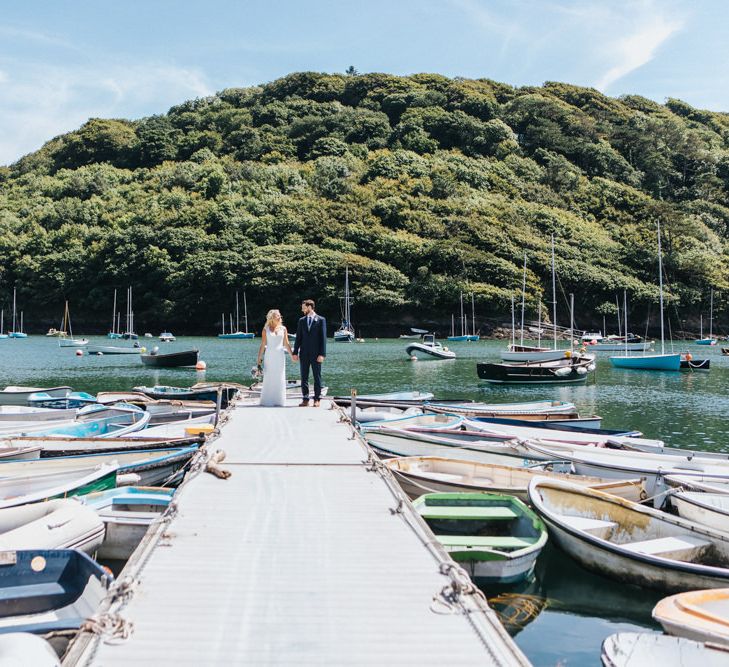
[65,399,529,665]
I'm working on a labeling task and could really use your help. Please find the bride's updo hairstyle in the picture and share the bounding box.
[265,309,282,331]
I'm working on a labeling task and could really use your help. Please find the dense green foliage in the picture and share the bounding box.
[2,72,729,333]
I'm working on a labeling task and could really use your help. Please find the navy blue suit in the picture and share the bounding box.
[293,314,326,400]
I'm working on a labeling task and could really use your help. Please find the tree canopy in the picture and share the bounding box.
[3,71,729,333]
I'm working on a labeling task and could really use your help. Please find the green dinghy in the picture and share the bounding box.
[413,492,547,584]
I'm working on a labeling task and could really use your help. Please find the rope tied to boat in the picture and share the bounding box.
[80,612,134,644]
[430,562,487,615]
[109,575,140,605]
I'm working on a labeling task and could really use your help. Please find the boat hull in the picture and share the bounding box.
[477,361,591,384]
[609,353,681,371]
[529,479,729,592]
[218,333,254,339]
[653,589,729,647]
[500,349,569,362]
[87,344,140,355]
[140,349,199,367]
[405,343,456,360]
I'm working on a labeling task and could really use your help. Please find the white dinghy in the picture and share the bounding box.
[601,632,729,667]
[0,499,104,554]
[528,477,729,592]
[405,334,456,360]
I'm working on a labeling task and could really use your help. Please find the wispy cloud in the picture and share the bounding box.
[594,5,684,90]
[0,61,213,165]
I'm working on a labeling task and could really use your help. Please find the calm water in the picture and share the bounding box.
[3,335,728,664]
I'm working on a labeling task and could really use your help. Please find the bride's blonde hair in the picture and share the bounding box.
[265,309,283,331]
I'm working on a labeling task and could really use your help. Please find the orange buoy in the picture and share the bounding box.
[195,360,207,370]
[75,349,83,356]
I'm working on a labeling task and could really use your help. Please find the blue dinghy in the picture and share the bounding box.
[0,549,111,634]
[609,353,681,371]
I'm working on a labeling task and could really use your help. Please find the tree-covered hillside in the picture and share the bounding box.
[2,72,729,334]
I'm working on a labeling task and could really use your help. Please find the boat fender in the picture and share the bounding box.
[554,367,572,377]
[75,349,83,356]
[576,366,587,375]
[564,350,572,358]
[587,363,596,371]
[196,360,207,370]
[684,352,692,361]
[117,473,142,486]
[410,355,417,361]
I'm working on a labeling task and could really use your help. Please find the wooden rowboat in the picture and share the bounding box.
[671,492,729,533]
[653,588,729,647]
[601,632,729,666]
[384,456,645,502]
[413,492,547,584]
[0,549,111,635]
[528,478,729,592]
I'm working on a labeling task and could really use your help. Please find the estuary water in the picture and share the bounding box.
[2,335,728,664]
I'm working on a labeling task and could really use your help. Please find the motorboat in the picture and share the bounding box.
[405,334,456,360]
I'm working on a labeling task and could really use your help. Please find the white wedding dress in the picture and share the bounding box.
[260,328,287,407]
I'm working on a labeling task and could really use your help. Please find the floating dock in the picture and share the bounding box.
[65,399,529,665]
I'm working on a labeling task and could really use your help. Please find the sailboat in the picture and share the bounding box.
[609,222,681,371]
[334,266,355,342]
[58,302,89,347]
[218,292,255,339]
[0,310,7,339]
[8,288,27,338]
[500,243,566,362]
[107,289,122,339]
[122,287,138,340]
[447,292,478,341]
[695,288,717,345]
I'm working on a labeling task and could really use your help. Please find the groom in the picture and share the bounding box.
[292,299,326,407]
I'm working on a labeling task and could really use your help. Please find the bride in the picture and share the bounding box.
[256,309,294,407]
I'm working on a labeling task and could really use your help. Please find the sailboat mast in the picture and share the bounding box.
[221,313,225,335]
[537,301,542,347]
[623,290,628,356]
[244,292,249,333]
[12,288,16,333]
[551,235,557,350]
[657,221,665,356]
[0,310,3,335]
[520,253,527,346]
[20,311,23,334]
[616,295,622,337]
[471,293,476,337]
[511,294,516,347]
[569,293,575,351]
[111,289,117,333]
[710,288,714,340]
[451,314,455,337]
[459,292,464,337]
[235,292,240,332]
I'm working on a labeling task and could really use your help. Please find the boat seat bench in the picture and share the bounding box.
[620,535,712,561]
[418,506,518,520]
[557,515,618,539]
[437,535,538,549]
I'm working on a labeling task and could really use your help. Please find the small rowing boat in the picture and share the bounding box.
[529,478,729,592]
[653,588,729,647]
[413,492,547,584]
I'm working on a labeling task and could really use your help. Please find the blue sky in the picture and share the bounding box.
[0,0,725,165]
